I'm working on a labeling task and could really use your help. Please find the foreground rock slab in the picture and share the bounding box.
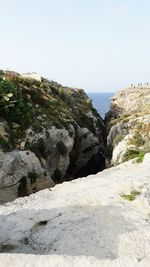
[0,254,150,267]
[0,154,150,266]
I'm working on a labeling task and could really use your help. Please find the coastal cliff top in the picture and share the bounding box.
[110,86,150,117]
[0,70,100,130]
[0,70,104,151]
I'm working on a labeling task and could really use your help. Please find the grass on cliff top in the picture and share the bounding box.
[0,72,97,129]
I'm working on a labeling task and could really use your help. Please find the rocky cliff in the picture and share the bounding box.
[106,86,150,166]
[1,79,150,266]
[0,70,105,203]
[109,86,150,117]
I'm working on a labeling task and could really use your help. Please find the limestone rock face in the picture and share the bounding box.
[21,73,42,82]
[110,86,150,117]
[0,151,54,203]
[0,154,150,266]
[106,86,150,166]
[0,70,105,202]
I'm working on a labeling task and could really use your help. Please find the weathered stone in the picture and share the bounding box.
[0,151,54,203]
[106,86,150,166]
[0,154,150,265]
[12,123,20,129]
[110,86,150,116]
[19,141,26,151]
[21,73,42,82]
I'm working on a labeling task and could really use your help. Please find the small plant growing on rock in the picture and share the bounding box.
[0,79,16,110]
[122,148,140,162]
[121,189,141,201]
[0,77,34,127]
[136,151,145,163]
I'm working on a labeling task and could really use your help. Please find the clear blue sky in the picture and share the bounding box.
[0,0,150,92]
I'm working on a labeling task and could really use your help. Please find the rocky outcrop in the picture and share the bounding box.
[106,86,150,166]
[109,86,150,117]
[0,70,105,202]
[0,150,54,204]
[0,154,150,266]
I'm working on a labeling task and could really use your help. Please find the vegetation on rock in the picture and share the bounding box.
[0,70,105,201]
[0,76,34,127]
[0,71,104,151]
[106,87,150,166]
[121,189,141,201]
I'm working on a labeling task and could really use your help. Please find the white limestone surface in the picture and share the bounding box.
[1,154,150,266]
[21,73,42,82]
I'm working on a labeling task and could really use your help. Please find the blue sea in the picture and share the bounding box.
[87,92,115,118]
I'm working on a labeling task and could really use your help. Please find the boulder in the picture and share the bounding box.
[0,150,54,203]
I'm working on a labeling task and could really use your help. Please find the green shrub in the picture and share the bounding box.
[122,148,140,162]
[136,151,145,163]
[0,77,34,127]
[123,148,146,163]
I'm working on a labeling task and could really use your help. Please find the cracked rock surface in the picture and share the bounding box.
[0,154,150,266]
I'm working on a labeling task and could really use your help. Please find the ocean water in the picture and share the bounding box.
[87,92,115,118]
